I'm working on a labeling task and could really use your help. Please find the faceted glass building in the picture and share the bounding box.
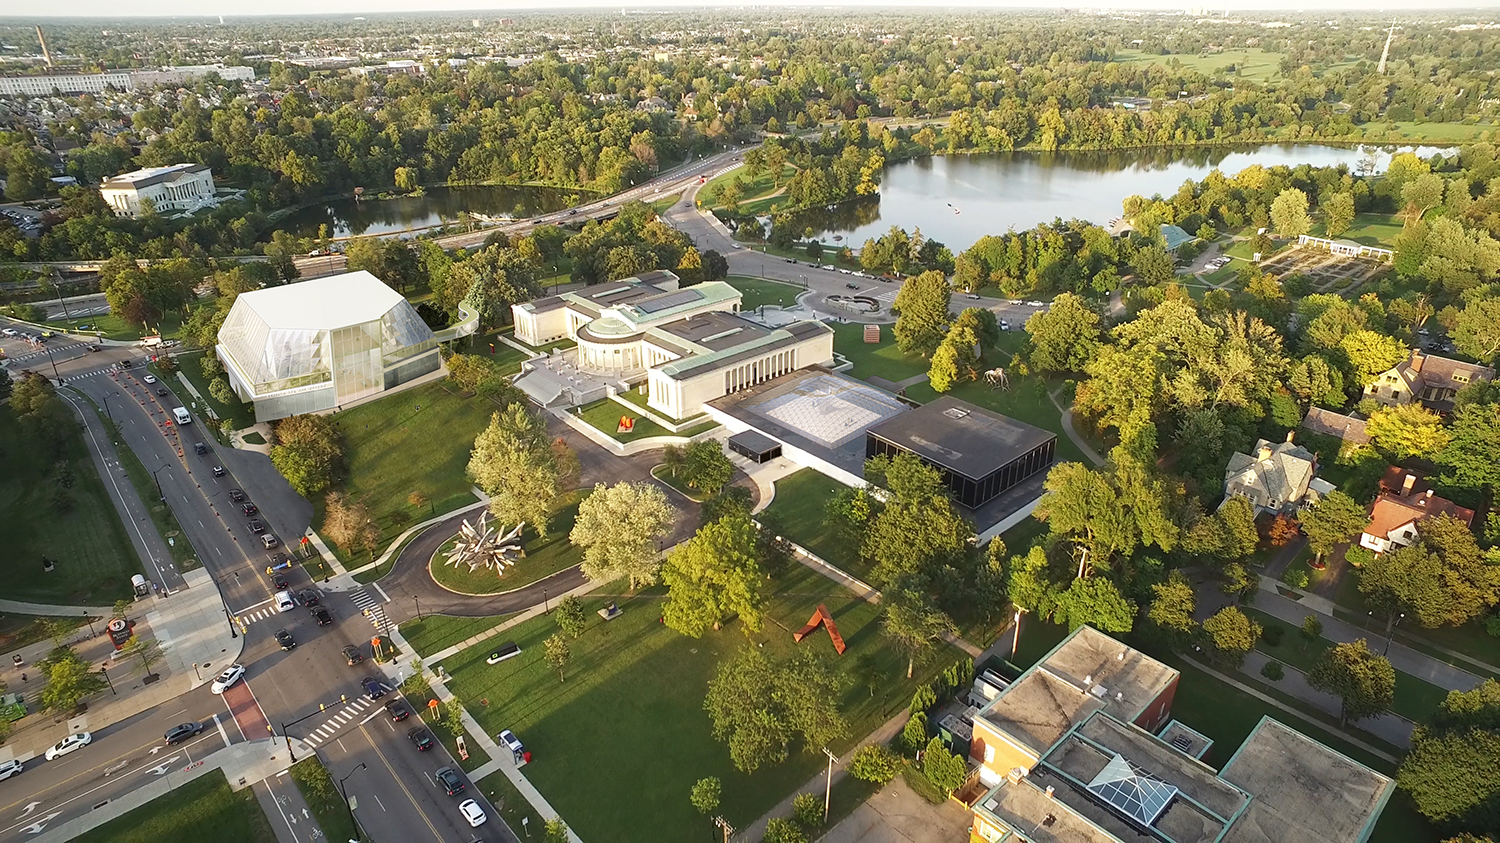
[217,271,439,422]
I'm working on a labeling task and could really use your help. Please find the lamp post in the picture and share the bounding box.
[337,762,367,842]
[542,587,548,613]
[150,464,170,502]
[414,596,422,621]
[99,660,116,695]
[1382,612,1405,656]
[101,392,121,424]
[83,610,95,638]
[192,662,201,681]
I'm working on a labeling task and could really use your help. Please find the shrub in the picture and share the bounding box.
[900,711,928,755]
[1485,613,1500,639]
[1262,625,1284,647]
[764,818,806,843]
[1344,546,1375,568]
[847,745,903,784]
[1284,564,1311,589]
[922,737,968,796]
[909,683,937,714]
[791,792,823,830]
[1260,660,1285,681]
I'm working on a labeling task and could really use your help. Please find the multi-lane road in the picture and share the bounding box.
[0,323,511,842]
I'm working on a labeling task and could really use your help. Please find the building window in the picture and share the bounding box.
[984,745,994,763]
[1453,373,1470,384]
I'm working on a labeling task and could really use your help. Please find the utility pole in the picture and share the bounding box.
[713,816,733,843]
[1011,607,1025,661]
[822,747,839,823]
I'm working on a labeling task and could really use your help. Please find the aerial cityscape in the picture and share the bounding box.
[0,5,1498,843]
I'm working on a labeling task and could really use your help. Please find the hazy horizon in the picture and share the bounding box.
[6,2,1500,20]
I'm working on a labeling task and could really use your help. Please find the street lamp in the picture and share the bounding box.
[102,392,121,424]
[150,464,170,501]
[338,762,367,842]
[99,660,116,695]
[1383,612,1405,656]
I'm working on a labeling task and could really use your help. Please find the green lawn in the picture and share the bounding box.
[612,388,706,426]
[72,771,276,843]
[1245,608,1449,722]
[428,491,585,596]
[574,398,718,443]
[1342,121,1496,144]
[724,275,804,310]
[760,468,862,574]
[50,305,197,343]
[288,758,357,843]
[828,321,931,383]
[443,566,961,843]
[1110,48,1285,84]
[320,382,492,563]
[461,330,531,376]
[1309,213,1404,249]
[401,613,514,658]
[0,614,86,653]
[651,464,709,503]
[165,352,256,432]
[703,164,798,215]
[0,410,137,604]
[648,192,681,214]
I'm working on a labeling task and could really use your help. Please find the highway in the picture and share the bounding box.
[0,321,510,842]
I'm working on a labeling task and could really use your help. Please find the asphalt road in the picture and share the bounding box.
[0,683,234,842]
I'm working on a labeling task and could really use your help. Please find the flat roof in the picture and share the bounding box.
[231,270,408,329]
[866,396,1056,480]
[980,626,1178,757]
[101,163,210,190]
[728,429,781,456]
[654,310,773,352]
[1219,718,1394,843]
[978,773,1127,843]
[657,320,831,380]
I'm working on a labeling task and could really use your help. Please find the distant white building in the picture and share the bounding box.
[99,164,215,218]
[0,64,252,97]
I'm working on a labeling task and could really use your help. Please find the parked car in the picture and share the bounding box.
[408,727,435,751]
[274,591,295,612]
[459,799,487,828]
[434,766,465,796]
[311,606,333,626]
[210,664,245,694]
[275,629,295,650]
[44,732,92,760]
[342,645,364,665]
[0,759,22,781]
[164,722,203,745]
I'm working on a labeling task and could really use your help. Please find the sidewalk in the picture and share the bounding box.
[1253,579,1482,693]
[1240,650,1414,748]
[33,738,310,843]
[0,600,113,617]
[0,569,243,763]
[381,625,583,843]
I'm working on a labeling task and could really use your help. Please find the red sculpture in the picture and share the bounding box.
[793,604,846,655]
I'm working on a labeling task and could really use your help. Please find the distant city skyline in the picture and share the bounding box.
[14,1,1498,19]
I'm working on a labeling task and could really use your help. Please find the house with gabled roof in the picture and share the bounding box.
[1364,349,1494,413]
[1223,432,1333,515]
[1359,470,1476,554]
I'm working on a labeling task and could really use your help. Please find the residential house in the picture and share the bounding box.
[968,626,1393,843]
[1223,432,1333,514]
[1300,407,1371,448]
[1160,224,1196,252]
[1359,469,1475,554]
[1364,349,1494,412]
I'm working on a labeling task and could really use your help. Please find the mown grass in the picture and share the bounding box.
[427,491,585,596]
[72,771,276,843]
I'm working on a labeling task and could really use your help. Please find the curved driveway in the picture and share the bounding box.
[370,418,756,622]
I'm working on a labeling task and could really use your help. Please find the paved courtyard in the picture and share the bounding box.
[821,777,974,843]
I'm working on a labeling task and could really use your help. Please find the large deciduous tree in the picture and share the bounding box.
[270,414,345,498]
[1296,490,1368,563]
[1399,679,1500,833]
[891,270,951,357]
[1359,515,1500,628]
[1323,192,1356,238]
[1271,187,1311,238]
[862,454,973,590]
[1202,606,1261,667]
[704,647,847,774]
[662,513,764,636]
[1366,403,1452,460]
[1307,639,1395,727]
[468,405,561,534]
[1025,293,1102,373]
[1437,403,1500,494]
[882,589,956,679]
[1055,577,1136,633]
[1451,297,1500,365]
[570,482,676,590]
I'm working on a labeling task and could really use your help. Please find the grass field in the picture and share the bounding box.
[1343,121,1496,144]
[444,566,962,843]
[649,192,681,214]
[1245,608,1449,723]
[0,409,137,604]
[288,758,357,843]
[702,164,798,215]
[651,464,709,503]
[574,398,718,443]
[828,321,931,383]
[401,613,514,658]
[1309,212,1404,249]
[724,275,804,310]
[1110,48,1285,84]
[760,468,860,574]
[72,771,276,843]
[428,491,585,596]
[320,382,491,562]
[164,352,256,432]
[0,613,86,652]
[50,306,196,343]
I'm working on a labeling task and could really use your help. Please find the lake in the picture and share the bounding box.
[788,144,1451,251]
[283,184,588,239]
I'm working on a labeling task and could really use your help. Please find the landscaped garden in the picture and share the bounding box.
[442,565,963,843]
[0,410,136,604]
[574,398,718,443]
[72,771,276,843]
[428,491,586,595]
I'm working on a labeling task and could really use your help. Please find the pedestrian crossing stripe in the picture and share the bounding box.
[238,607,278,625]
[302,697,377,747]
[350,587,389,630]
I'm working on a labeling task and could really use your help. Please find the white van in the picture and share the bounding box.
[172,407,192,425]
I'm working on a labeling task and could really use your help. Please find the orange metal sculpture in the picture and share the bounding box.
[617,416,635,433]
[793,604,847,655]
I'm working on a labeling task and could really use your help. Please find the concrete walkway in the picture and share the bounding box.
[1184,656,1398,764]
[738,707,911,842]
[1253,579,1483,693]
[340,496,490,582]
[33,738,310,843]
[0,600,114,617]
[1048,387,1105,467]
[1240,650,1414,748]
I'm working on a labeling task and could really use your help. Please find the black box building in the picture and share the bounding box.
[865,396,1056,509]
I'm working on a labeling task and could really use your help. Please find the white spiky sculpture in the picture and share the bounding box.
[445,512,525,575]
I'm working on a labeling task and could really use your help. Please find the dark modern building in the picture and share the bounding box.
[865,396,1056,509]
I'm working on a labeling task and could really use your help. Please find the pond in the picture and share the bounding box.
[787,144,1452,251]
[282,184,589,239]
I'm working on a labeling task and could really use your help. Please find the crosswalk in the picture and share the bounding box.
[238,598,286,627]
[350,586,390,631]
[3,342,85,364]
[302,695,380,747]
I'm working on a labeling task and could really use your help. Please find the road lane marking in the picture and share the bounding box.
[214,713,230,747]
[357,725,443,841]
[360,708,384,725]
[264,778,304,843]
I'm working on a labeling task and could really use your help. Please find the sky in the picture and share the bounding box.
[21,1,1500,18]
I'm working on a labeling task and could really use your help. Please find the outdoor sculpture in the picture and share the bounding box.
[985,367,1010,390]
[445,512,525,576]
